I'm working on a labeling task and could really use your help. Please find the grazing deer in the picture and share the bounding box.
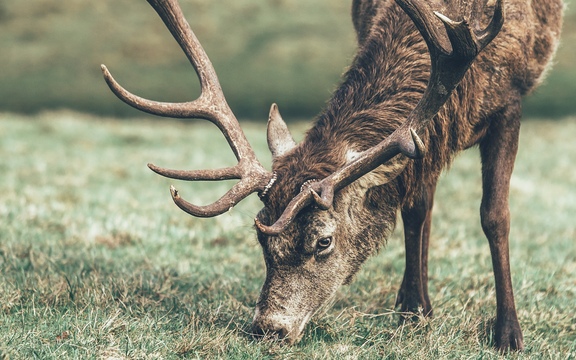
[102,0,563,351]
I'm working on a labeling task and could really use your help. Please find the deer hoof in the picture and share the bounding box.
[494,316,524,352]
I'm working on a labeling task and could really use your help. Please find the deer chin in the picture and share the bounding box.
[291,311,314,344]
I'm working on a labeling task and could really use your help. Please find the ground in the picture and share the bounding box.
[0,112,575,359]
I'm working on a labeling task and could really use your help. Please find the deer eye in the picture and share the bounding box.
[316,237,333,252]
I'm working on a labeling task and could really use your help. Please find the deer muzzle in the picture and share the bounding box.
[251,305,314,344]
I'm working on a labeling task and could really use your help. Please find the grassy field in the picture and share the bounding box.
[1,112,575,359]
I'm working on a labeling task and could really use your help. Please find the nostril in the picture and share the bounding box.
[277,327,289,339]
[251,320,290,341]
[250,322,266,339]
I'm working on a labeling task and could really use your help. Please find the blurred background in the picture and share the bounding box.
[1,0,575,120]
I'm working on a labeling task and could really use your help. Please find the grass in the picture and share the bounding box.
[0,0,575,118]
[1,112,575,359]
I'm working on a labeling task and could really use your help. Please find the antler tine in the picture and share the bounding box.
[100,0,219,119]
[171,176,267,218]
[102,0,251,159]
[255,190,314,235]
[103,0,273,218]
[256,0,503,235]
[474,0,504,47]
[148,163,242,181]
[150,160,272,217]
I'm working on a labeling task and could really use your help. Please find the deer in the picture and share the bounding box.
[101,0,563,351]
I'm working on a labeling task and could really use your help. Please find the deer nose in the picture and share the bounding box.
[251,318,291,341]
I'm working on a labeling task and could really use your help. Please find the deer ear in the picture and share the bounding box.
[267,103,296,159]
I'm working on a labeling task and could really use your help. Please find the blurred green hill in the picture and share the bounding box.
[1,0,574,119]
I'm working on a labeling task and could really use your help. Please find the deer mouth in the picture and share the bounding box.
[251,309,315,345]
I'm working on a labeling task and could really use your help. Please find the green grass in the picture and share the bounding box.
[0,0,575,118]
[1,112,575,359]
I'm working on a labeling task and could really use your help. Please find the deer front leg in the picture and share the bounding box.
[479,102,524,351]
[396,180,437,318]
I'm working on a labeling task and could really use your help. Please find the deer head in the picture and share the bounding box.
[102,0,503,344]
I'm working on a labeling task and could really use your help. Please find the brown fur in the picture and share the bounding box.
[253,0,563,351]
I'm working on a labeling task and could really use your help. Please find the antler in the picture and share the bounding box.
[101,0,273,217]
[256,0,504,235]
